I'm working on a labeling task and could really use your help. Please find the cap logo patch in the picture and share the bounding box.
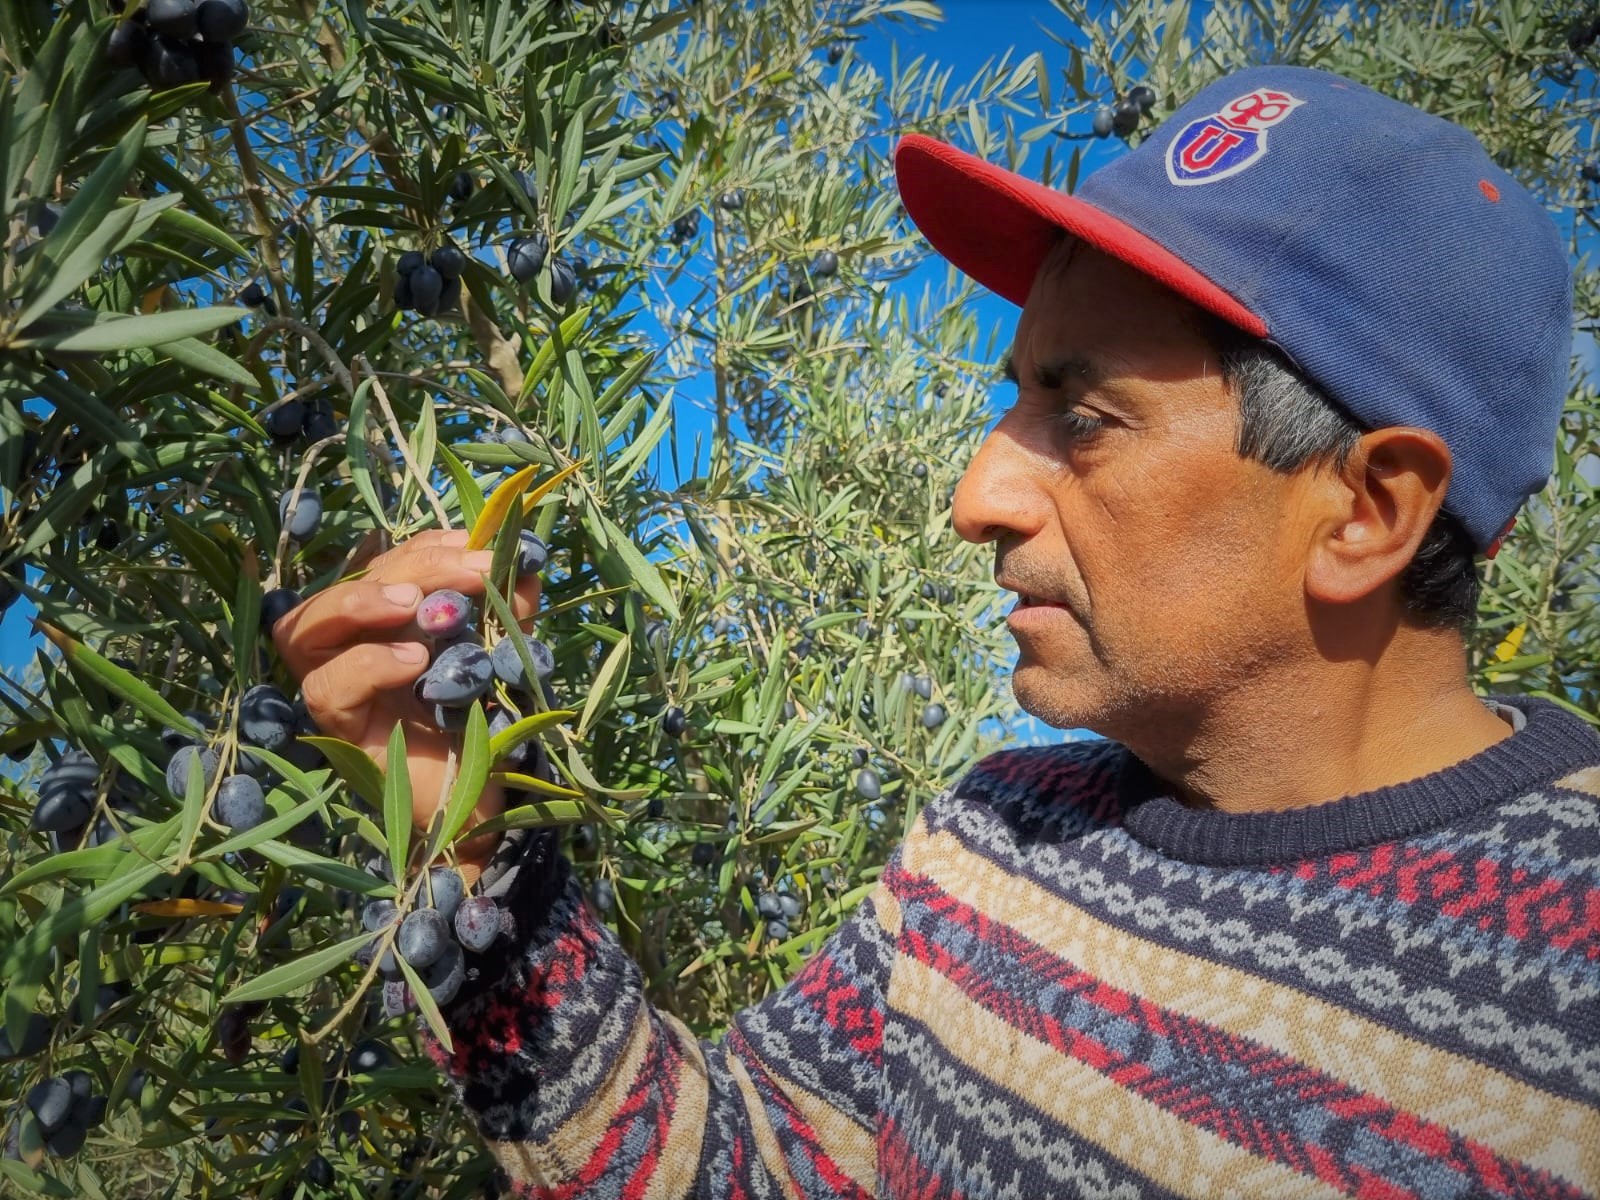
[1165,88,1304,186]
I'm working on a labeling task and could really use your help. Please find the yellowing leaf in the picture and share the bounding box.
[467,463,538,550]
[520,456,588,515]
[1494,624,1526,663]
[131,899,244,919]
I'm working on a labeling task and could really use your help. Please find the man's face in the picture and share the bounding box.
[952,241,1317,739]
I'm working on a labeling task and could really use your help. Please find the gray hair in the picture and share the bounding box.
[1209,326,1481,633]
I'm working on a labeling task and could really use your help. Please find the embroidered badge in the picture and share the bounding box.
[1165,88,1304,186]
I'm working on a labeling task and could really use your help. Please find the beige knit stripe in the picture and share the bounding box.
[482,1136,564,1191]
[1555,765,1600,799]
[905,828,1598,1184]
[645,1012,713,1200]
[740,1045,878,1191]
[541,997,658,1181]
[726,1048,806,1200]
[892,956,1348,1200]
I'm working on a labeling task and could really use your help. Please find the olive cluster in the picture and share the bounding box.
[9,1071,108,1160]
[1092,84,1158,139]
[104,0,249,94]
[504,233,580,305]
[394,246,466,319]
[357,868,502,1011]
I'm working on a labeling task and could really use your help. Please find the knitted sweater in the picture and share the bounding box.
[430,696,1600,1198]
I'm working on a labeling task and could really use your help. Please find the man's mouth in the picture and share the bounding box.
[1015,594,1069,609]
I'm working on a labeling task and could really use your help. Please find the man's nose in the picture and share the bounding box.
[951,419,1049,546]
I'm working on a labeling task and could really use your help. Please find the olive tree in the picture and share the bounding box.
[0,0,1041,1195]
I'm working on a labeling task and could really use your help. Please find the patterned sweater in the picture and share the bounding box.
[430,696,1600,1198]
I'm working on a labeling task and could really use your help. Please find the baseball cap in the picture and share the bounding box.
[894,65,1574,557]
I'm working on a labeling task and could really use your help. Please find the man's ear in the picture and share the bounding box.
[1304,427,1453,606]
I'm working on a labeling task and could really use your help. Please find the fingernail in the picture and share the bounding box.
[384,583,421,607]
[392,642,428,664]
[464,551,495,572]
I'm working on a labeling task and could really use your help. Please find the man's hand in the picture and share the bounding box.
[271,528,544,884]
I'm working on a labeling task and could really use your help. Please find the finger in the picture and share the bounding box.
[299,641,431,741]
[275,579,427,675]
[364,545,500,593]
[367,546,545,623]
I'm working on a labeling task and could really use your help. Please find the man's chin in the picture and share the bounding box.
[1010,661,1106,734]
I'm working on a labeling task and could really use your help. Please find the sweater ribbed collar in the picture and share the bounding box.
[1117,696,1600,867]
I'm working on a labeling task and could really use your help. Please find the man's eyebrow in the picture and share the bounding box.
[1002,353,1101,388]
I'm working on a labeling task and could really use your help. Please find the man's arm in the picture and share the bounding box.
[427,825,902,1199]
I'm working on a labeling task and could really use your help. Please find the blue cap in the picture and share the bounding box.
[895,65,1573,555]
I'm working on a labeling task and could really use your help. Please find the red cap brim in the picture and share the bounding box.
[893,134,1267,337]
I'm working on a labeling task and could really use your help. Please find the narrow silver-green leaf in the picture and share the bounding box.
[220,928,374,1005]
[17,306,249,352]
[431,703,489,857]
[300,736,386,809]
[383,722,412,884]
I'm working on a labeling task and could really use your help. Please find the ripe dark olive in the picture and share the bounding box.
[301,403,337,441]
[278,487,322,541]
[416,642,494,707]
[719,189,745,211]
[827,43,844,64]
[149,38,201,88]
[506,235,547,283]
[146,0,197,39]
[515,530,548,576]
[454,896,500,953]
[215,774,265,830]
[1112,98,1141,137]
[393,273,413,309]
[920,702,947,730]
[416,589,472,638]
[1129,84,1157,113]
[260,587,302,633]
[548,257,578,305]
[489,631,554,689]
[28,1078,74,1134]
[661,705,687,737]
[810,249,839,278]
[426,867,464,923]
[408,265,444,316]
[106,18,149,68]
[855,768,881,801]
[395,250,424,276]
[306,1153,334,1188]
[165,744,219,797]
[1584,160,1600,184]
[1091,107,1114,138]
[348,1040,391,1074]
[397,908,450,969]
[449,170,474,202]
[265,399,306,441]
[240,683,297,750]
[195,0,248,42]
[240,281,266,306]
[430,245,466,277]
[670,210,701,243]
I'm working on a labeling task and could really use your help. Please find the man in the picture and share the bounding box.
[277,66,1600,1197]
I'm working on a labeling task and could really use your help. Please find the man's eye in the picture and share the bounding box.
[1053,410,1103,441]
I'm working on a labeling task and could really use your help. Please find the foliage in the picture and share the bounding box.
[0,0,1042,1195]
[0,0,1594,1196]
